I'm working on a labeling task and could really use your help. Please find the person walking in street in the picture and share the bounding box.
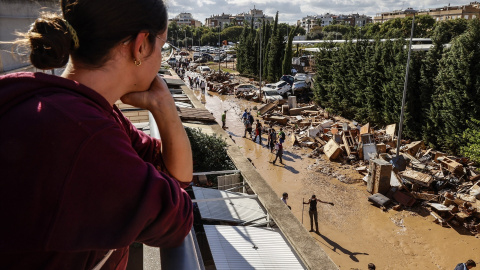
[278,127,286,144]
[303,195,334,233]
[200,80,206,92]
[241,109,248,122]
[221,110,227,129]
[243,112,253,138]
[269,129,277,153]
[454,260,476,270]
[272,140,283,165]
[281,192,291,210]
[247,112,254,139]
[253,119,262,144]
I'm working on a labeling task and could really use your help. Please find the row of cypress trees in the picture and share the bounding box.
[236,12,299,82]
[312,18,480,158]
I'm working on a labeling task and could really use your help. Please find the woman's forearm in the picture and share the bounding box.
[151,104,192,184]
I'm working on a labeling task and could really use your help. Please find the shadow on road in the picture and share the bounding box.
[283,150,303,160]
[313,232,369,262]
[271,162,299,174]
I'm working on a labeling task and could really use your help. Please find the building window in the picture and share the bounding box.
[465,15,469,19]
[473,15,477,19]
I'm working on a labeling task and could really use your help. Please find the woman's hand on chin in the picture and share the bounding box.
[121,75,176,113]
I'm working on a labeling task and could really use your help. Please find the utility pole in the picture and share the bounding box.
[392,15,415,171]
[259,21,262,101]
[218,23,221,72]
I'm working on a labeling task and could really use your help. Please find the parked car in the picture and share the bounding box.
[260,89,284,103]
[194,57,207,63]
[234,84,257,94]
[188,62,199,69]
[280,75,295,86]
[202,53,214,61]
[265,81,292,97]
[294,73,312,85]
[193,52,202,60]
[213,56,221,62]
[224,55,235,62]
[196,66,211,73]
[292,81,310,93]
[179,51,189,56]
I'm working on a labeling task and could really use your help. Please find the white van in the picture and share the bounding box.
[196,66,211,73]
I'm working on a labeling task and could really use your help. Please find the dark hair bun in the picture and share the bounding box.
[28,13,72,69]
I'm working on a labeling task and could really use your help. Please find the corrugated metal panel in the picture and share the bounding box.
[204,225,305,270]
[193,187,266,224]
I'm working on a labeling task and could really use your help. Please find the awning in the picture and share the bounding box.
[193,187,267,225]
[204,225,305,270]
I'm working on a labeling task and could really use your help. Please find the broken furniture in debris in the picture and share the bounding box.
[245,99,480,236]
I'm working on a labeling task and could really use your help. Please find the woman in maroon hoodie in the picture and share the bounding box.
[0,0,193,269]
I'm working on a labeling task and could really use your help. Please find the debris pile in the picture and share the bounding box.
[252,96,480,236]
[205,72,237,95]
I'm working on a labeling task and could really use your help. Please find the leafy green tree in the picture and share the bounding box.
[185,127,235,172]
[167,21,180,46]
[200,31,218,46]
[307,26,324,40]
[460,119,480,164]
[221,26,244,43]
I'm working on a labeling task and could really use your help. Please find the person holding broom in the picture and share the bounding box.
[303,195,334,233]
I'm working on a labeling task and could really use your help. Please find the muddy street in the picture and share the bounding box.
[184,74,479,270]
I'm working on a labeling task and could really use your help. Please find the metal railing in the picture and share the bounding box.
[149,112,204,270]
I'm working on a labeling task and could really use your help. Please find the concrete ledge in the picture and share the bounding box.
[180,81,338,270]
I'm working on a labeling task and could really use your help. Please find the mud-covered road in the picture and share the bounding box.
[185,73,479,270]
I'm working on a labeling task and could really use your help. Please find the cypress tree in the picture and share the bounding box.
[432,19,480,153]
[267,12,285,82]
[282,24,299,75]
[263,22,272,81]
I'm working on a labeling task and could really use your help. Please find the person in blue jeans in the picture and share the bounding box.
[273,141,283,165]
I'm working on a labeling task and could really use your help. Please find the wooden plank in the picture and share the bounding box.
[411,192,439,202]
[178,107,216,122]
[400,170,434,187]
[258,102,278,115]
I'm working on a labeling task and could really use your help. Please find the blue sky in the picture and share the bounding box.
[166,0,472,25]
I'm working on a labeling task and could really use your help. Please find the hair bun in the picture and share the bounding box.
[28,13,72,69]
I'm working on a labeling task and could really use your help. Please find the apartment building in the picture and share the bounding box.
[169,13,202,28]
[374,2,480,23]
[205,8,273,30]
[297,13,372,33]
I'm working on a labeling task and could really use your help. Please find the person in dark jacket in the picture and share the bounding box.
[253,119,262,144]
[0,0,193,269]
[454,260,476,270]
[303,195,334,233]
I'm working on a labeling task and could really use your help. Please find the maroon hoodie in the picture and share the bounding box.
[0,72,193,269]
